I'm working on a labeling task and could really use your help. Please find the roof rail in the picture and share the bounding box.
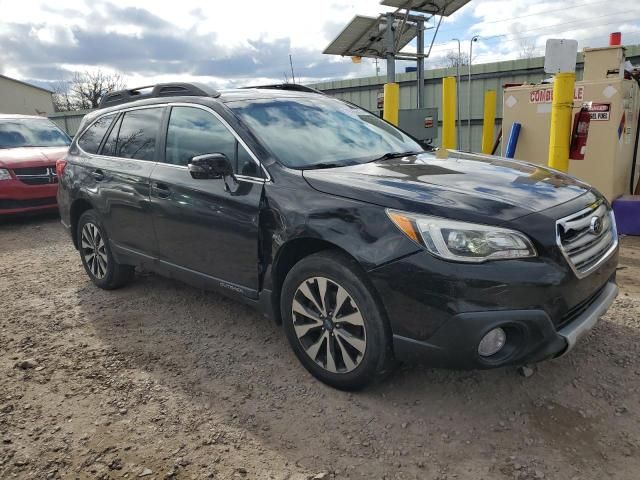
[243,83,325,95]
[98,82,221,109]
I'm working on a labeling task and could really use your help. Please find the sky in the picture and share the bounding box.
[1,0,639,91]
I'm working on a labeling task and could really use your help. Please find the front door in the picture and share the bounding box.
[149,105,265,293]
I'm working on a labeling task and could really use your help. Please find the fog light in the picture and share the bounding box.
[478,328,506,357]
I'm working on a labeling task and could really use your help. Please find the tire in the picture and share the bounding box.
[281,250,394,390]
[77,210,134,290]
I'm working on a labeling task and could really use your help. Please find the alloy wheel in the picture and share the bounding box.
[292,276,367,373]
[81,222,108,279]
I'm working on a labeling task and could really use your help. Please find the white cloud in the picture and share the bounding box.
[1,0,639,87]
[29,25,77,46]
[460,0,640,62]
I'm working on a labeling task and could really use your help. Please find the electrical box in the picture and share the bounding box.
[398,107,438,142]
[501,46,640,201]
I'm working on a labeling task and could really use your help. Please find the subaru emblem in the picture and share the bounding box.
[590,216,603,235]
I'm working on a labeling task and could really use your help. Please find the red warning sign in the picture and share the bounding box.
[588,103,610,121]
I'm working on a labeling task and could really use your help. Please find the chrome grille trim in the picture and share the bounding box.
[556,203,618,279]
[14,166,58,185]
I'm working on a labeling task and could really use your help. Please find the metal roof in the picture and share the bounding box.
[0,74,53,94]
[323,15,417,58]
[0,113,52,120]
[379,0,471,16]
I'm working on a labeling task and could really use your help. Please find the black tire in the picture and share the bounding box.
[77,210,134,290]
[281,250,394,390]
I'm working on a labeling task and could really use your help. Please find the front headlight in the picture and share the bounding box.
[0,168,12,181]
[387,209,537,262]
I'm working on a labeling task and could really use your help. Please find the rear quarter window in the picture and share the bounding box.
[77,114,116,154]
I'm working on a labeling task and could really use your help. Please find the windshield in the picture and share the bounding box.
[229,96,422,168]
[0,118,71,149]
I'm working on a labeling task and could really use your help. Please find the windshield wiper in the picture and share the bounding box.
[372,150,424,162]
[304,162,349,170]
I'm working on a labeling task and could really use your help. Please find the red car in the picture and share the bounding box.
[0,114,71,215]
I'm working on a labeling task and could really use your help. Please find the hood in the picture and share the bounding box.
[0,146,69,169]
[302,151,591,223]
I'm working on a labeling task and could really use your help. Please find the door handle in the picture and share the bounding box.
[151,182,171,198]
[92,169,105,181]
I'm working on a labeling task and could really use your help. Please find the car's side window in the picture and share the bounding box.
[113,108,163,161]
[165,106,261,177]
[101,114,122,157]
[236,143,260,177]
[77,113,116,154]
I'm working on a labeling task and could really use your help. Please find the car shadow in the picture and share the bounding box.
[0,210,59,227]
[82,270,640,478]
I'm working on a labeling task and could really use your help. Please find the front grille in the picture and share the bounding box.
[13,166,58,185]
[557,284,606,329]
[0,197,57,210]
[556,203,617,278]
[13,166,48,175]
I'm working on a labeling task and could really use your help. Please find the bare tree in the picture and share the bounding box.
[440,50,470,68]
[52,81,75,112]
[518,39,539,59]
[508,22,540,60]
[53,70,125,112]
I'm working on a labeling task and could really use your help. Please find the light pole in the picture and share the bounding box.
[452,38,461,150]
[468,35,479,151]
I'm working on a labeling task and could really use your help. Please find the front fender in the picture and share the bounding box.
[260,177,420,292]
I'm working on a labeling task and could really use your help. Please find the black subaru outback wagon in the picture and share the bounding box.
[57,82,619,389]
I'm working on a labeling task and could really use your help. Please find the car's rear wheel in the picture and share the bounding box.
[281,251,394,390]
[77,210,133,290]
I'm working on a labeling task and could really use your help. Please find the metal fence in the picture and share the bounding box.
[48,109,93,137]
[46,44,640,148]
[309,45,640,151]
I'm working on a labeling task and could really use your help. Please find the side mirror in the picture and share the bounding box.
[188,153,234,179]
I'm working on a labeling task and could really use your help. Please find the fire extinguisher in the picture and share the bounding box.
[569,104,592,160]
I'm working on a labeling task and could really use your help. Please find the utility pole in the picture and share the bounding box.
[289,54,296,84]
[416,18,425,108]
[452,38,461,150]
[383,13,399,125]
[468,35,479,151]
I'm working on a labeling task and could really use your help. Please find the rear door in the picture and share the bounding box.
[149,104,265,293]
[82,106,164,256]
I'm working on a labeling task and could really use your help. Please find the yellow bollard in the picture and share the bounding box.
[548,72,576,172]
[441,77,457,150]
[481,90,497,154]
[383,83,399,126]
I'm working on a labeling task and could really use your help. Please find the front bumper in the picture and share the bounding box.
[368,245,618,369]
[557,281,618,353]
[391,281,617,368]
[0,179,58,214]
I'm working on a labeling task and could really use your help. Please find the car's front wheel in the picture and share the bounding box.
[77,210,134,290]
[281,251,394,390]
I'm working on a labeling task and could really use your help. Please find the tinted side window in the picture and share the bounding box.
[236,143,259,177]
[77,114,116,154]
[114,108,163,161]
[101,114,122,156]
[165,106,260,176]
[166,107,234,166]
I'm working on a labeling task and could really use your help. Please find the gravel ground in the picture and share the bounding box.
[1,213,640,480]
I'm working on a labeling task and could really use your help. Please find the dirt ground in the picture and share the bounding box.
[1,213,639,480]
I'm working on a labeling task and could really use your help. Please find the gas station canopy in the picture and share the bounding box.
[323,15,417,58]
[379,0,471,17]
